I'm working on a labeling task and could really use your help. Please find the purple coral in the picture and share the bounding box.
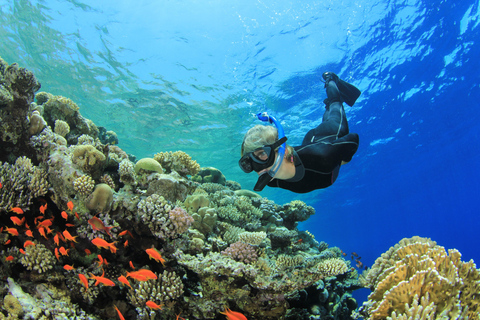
[169,206,194,234]
[221,241,258,264]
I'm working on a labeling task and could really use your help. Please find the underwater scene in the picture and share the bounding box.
[1,0,480,319]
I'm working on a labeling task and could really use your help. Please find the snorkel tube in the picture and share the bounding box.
[254,112,287,191]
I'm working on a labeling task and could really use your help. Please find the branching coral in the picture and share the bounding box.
[19,243,55,274]
[73,174,95,196]
[0,157,49,211]
[238,231,267,246]
[221,241,259,264]
[154,150,200,176]
[316,258,349,278]
[358,236,480,320]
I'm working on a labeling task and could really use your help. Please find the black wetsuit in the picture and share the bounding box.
[267,81,359,193]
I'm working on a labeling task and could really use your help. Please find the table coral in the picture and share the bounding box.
[358,236,480,319]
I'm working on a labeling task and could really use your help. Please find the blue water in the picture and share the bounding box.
[2,0,480,306]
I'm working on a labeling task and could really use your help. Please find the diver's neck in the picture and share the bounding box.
[275,158,296,180]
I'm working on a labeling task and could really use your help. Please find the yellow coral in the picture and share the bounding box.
[54,119,70,137]
[316,258,349,277]
[184,194,210,213]
[154,151,200,176]
[73,174,95,196]
[72,144,106,176]
[359,236,480,320]
[85,183,114,213]
[3,294,23,316]
[134,157,163,174]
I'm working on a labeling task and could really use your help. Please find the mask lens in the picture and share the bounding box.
[253,148,269,161]
[238,156,253,173]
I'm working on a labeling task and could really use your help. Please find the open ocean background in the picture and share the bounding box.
[2,0,479,305]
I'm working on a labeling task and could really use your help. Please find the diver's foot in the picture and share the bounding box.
[322,71,361,107]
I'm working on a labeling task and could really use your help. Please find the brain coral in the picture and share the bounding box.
[358,236,480,320]
[85,183,114,213]
[72,144,106,178]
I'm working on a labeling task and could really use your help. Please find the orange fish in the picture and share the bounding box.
[53,234,60,246]
[38,227,47,239]
[137,269,157,280]
[45,226,54,234]
[25,230,34,237]
[63,264,74,271]
[145,248,166,266]
[39,203,47,214]
[117,275,132,289]
[65,223,76,227]
[5,255,14,261]
[97,254,105,267]
[54,248,60,260]
[145,300,163,310]
[78,273,89,290]
[5,239,11,245]
[113,305,125,320]
[19,248,26,254]
[59,246,69,256]
[75,212,80,220]
[90,272,115,286]
[24,240,35,248]
[176,313,186,320]
[10,216,25,226]
[220,308,248,320]
[118,230,128,236]
[84,248,92,255]
[5,227,19,236]
[10,207,23,214]
[88,217,113,236]
[61,211,69,220]
[129,261,135,270]
[91,238,117,254]
[123,240,128,248]
[126,271,148,282]
[67,201,74,211]
[62,230,78,243]
[37,219,52,228]
[0,181,2,188]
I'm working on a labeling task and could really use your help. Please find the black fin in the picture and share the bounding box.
[323,72,361,106]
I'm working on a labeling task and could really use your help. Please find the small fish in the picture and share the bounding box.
[5,255,14,261]
[61,211,69,220]
[84,248,92,255]
[0,181,2,188]
[220,308,248,320]
[37,227,47,239]
[78,273,89,290]
[90,272,115,286]
[37,219,53,228]
[176,313,186,320]
[125,271,148,282]
[117,275,132,289]
[118,230,128,237]
[10,207,24,214]
[54,234,60,246]
[19,248,26,254]
[97,254,105,267]
[91,238,117,254]
[39,203,47,214]
[123,240,128,248]
[145,300,163,310]
[5,239,11,245]
[24,240,35,248]
[63,264,74,271]
[25,230,34,237]
[54,248,60,260]
[4,227,19,236]
[129,261,135,270]
[136,269,157,280]
[67,201,74,211]
[145,248,166,266]
[88,217,113,236]
[63,230,78,243]
[75,212,80,219]
[59,246,69,256]
[113,305,125,320]
[10,216,25,226]
[65,223,76,227]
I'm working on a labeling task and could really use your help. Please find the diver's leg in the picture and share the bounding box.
[302,81,349,145]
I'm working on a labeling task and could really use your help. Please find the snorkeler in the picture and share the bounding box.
[239,72,361,193]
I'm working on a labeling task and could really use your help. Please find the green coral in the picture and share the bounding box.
[191,166,226,185]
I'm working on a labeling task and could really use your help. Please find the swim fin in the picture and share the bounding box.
[323,72,361,107]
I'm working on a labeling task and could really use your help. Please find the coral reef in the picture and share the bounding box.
[358,236,480,319]
[0,56,383,320]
